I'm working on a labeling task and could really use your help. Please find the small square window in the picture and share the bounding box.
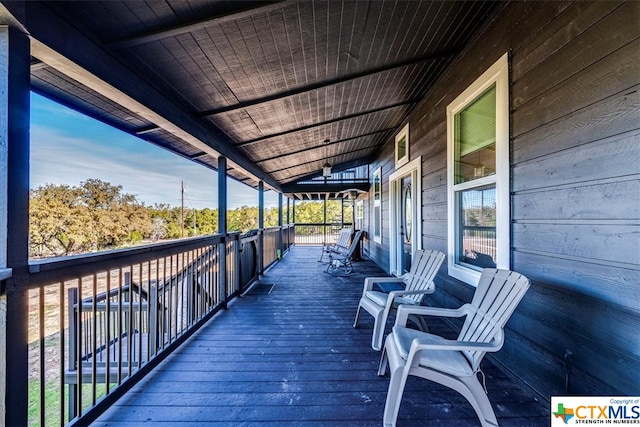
[395,124,409,168]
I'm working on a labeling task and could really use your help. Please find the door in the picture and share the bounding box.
[400,175,413,273]
[389,156,421,276]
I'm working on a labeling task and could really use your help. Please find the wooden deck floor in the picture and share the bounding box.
[93,246,548,426]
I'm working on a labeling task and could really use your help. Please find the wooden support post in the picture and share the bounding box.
[217,157,227,308]
[287,197,291,248]
[277,192,283,255]
[258,181,264,275]
[286,197,290,224]
[323,198,327,245]
[1,23,30,427]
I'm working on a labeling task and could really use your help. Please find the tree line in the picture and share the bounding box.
[29,179,351,258]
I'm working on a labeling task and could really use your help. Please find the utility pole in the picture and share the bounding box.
[193,208,196,236]
[181,180,184,238]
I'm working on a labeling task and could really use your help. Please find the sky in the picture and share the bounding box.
[30,93,279,210]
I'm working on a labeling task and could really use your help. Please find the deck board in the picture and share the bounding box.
[93,246,548,426]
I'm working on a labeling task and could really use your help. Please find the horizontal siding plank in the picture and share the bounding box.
[512,1,624,80]
[513,85,640,163]
[512,251,640,312]
[513,39,639,137]
[513,223,639,266]
[423,184,447,206]
[422,219,447,241]
[513,131,640,192]
[513,179,640,220]
[507,293,640,394]
[512,1,637,109]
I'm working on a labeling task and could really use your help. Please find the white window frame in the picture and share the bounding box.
[0,31,10,280]
[355,199,364,231]
[372,167,382,243]
[446,53,510,286]
[395,123,409,168]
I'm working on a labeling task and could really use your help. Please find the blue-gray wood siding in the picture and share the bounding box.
[364,0,639,397]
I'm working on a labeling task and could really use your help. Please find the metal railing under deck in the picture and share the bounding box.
[26,225,294,426]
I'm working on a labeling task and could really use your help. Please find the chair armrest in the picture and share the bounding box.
[394,304,470,327]
[388,284,435,299]
[362,276,405,294]
[408,334,502,354]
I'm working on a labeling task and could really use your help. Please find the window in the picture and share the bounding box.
[447,53,509,286]
[395,123,409,167]
[373,167,382,243]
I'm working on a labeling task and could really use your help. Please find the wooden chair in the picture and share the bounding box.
[319,228,351,262]
[378,268,530,427]
[326,230,364,274]
[353,249,445,350]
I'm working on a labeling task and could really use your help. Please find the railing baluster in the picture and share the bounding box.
[117,269,124,386]
[76,277,82,417]
[59,281,66,426]
[91,274,97,405]
[168,254,174,343]
[126,269,133,378]
[27,232,282,426]
[105,271,111,396]
[137,263,143,370]
[38,288,45,426]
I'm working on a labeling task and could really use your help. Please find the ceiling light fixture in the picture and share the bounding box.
[322,139,332,178]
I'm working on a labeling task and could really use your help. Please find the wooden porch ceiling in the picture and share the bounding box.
[7,1,501,192]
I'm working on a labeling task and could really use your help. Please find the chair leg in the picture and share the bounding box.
[371,312,385,351]
[378,346,388,376]
[353,305,361,328]
[382,357,410,427]
[460,375,499,427]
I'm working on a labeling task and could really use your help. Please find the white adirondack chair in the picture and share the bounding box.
[353,249,445,351]
[326,230,364,274]
[319,228,352,262]
[378,268,530,427]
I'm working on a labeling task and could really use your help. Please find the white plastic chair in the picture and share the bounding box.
[353,249,445,350]
[378,268,530,427]
[326,230,364,274]
[319,228,351,262]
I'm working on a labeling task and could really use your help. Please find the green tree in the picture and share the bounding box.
[29,180,151,257]
[29,184,91,256]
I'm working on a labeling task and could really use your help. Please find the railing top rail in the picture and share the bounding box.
[294,222,353,226]
[29,233,229,288]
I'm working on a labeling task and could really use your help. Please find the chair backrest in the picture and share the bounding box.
[334,228,352,249]
[459,268,530,371]
[344,230,364,258]
[401,249,445,303]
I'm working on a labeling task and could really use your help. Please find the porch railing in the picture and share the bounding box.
[294,222,352,245]
[25,225,293,426]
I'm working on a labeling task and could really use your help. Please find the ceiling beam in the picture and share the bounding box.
[255,128,394,164]
[266,145,378,174]
[109,1,293,49]
[280,179,369,195]
[282,158,370,184]
[235,99,417,148]
[198,49,456,117]
[22,1,281,192]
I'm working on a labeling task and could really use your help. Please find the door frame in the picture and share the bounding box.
[389,156,422,276]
